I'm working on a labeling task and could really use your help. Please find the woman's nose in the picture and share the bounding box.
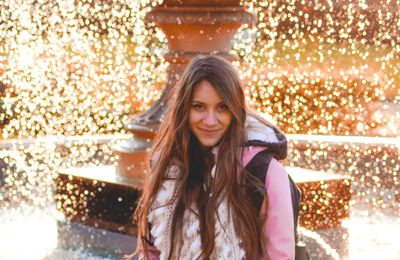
[204,110,217,126]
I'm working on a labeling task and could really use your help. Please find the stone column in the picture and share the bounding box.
[115,0,256,179]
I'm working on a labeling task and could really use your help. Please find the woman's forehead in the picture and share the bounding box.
[192,80,223,103]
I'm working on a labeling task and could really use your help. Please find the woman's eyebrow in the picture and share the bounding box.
[191,100,225,105]
[191,100,205,104]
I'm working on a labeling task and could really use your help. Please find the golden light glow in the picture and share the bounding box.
[0,0,399,259]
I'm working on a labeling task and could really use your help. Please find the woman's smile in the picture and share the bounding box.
[198,128,221,134]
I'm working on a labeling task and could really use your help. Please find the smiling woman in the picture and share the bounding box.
[133,55,296,260]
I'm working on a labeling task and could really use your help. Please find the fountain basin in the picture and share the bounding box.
[56,165,350,233]
[288,167,351,230]
[56,166,142,236]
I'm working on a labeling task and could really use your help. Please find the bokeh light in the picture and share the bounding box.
[237,0,400,137]
[0,0,399,259]
[0,0,167,138]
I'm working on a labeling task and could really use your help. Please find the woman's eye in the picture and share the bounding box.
[218,104,228,111]
[192,104,203,110]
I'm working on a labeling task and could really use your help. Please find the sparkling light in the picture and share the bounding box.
[238,0,400,137]
[0,0,167,138]
[0,205,59,260]
[0,0,399,259]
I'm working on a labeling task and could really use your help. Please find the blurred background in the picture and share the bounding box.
[0,0,399,259]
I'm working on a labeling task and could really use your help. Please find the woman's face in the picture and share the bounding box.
[189,80,232,149]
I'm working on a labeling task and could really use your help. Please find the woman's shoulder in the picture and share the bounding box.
[242,147,287,181]
[150,151,183,179]
[265,157,288,187]
[244,114,288,160]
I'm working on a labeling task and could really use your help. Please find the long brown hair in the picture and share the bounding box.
[135,55,268,259]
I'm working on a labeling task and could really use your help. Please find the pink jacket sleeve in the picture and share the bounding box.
[260,158,295,260]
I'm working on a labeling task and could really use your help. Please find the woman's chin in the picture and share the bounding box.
[199,139,219,149]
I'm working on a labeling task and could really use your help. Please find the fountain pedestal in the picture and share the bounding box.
[115,0,256,179]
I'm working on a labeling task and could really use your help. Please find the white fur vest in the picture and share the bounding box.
[147,164,245,260]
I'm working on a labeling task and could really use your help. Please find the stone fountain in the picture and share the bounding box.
[114,0,256,179]
[57,0,259,234]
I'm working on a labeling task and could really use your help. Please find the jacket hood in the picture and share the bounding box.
[245,115,288,160]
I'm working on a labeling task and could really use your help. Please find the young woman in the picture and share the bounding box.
[134,55,295,260]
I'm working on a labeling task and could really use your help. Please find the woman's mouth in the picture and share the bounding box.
[199,128,220,135]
